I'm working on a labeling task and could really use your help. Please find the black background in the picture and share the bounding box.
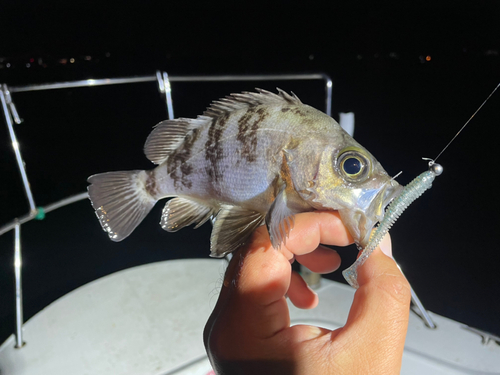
[1,1,500,344]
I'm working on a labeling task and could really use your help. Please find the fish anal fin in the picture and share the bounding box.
[266,181,296,249]
[210,206,265,258]
[161,197,215,232]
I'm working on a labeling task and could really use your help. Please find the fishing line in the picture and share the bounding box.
[433,82,500,163]
[344,82,500,288]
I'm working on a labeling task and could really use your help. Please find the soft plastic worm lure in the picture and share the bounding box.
[342,82,500,288]
[343,162,443,288]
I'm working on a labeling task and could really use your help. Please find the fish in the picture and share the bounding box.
[87,88,403,257]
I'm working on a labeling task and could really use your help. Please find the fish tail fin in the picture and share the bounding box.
[87,170,157,241]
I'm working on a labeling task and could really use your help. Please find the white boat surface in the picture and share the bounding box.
[0,258,498,375]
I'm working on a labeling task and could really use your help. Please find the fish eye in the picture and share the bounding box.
[337,149,371,182]
[342,157,363,176]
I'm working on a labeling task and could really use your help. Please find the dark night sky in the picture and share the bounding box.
[1,1,500,344]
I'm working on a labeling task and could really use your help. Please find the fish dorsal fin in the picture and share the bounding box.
[144,117,210,164]
[144,88,302,164]
[161,197,216,232]
[144,89,301,165]
[210,205,265,257]
[204,88,302,118]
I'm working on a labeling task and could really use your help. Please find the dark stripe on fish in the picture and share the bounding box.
[205,112,230,182]
[167,127,201,189]
[291,107,307,117]
[145,170,159,196]
[237,106,269,163]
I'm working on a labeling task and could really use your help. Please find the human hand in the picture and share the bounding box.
[204,211,411,375]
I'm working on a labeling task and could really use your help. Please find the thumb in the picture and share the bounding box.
[339,234,411,372]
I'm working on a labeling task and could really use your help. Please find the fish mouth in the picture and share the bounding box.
[363,182,404,246]
[378,182,403,221]
[339,181,403,248]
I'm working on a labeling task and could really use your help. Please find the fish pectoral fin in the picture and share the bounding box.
[266,182,295,249]
[161,197,215,232]
[209,206,265,258]
[283,146,320,202]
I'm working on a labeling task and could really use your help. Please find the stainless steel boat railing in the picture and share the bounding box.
[1,72,333,347]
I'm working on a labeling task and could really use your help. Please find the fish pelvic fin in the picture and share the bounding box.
[161,197,216,232]
[87,170,157,241]
[266,182,296,249]
[209,206,265,258]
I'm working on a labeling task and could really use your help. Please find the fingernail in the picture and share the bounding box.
[307,284,319,296]
[379,234,392,258]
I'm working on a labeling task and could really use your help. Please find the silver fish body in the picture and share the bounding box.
[88,89,402,256]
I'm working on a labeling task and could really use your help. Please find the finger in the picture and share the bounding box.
[287,271,318,309]
[284,211,353,256]
[337,234,411,372]
[204,228,292,360]
[295,245,341,274]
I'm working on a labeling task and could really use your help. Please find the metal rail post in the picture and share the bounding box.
[1,73,335,349]
[1,85,37,214]
[14,221,25,348]
[156,71,175,120]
